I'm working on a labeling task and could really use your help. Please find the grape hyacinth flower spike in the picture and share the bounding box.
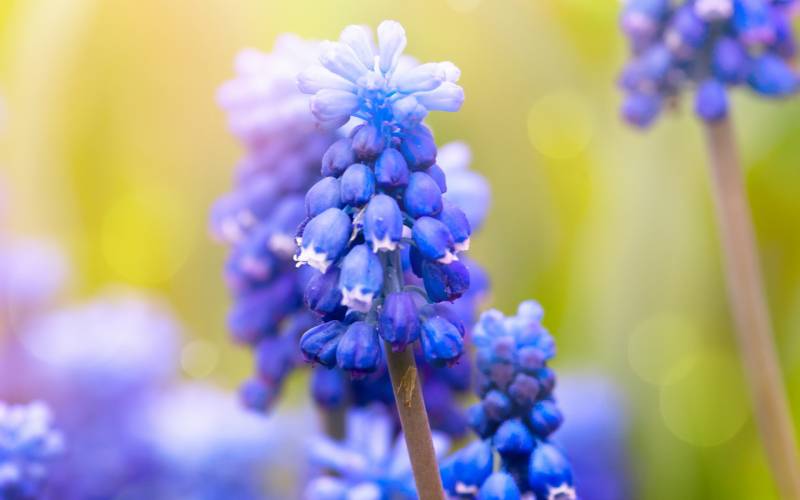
[213,35,337,414]
[441,302,576,499]
[619,2,800,495]
[305,141,491,441]
[0,401,63,499]
[305,405,450,499]
[296,20,467,498]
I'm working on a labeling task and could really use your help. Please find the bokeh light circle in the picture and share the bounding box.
[527,90,594,160]
[628,313,706,387]
[180,339,220,379]
[659,350,749,447]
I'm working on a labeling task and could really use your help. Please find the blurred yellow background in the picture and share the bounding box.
[1,0,799,498]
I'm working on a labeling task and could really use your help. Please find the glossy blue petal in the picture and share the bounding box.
[351,124,386,160]
[437,200,471,249]
[412,217,456,263]
[300,321,347,367]
[363,194,404,253]
[422,260,470,303]
[375,148,411,188]
[528,442,575,500]
[336,321,382,374]
[305,267,346,317]
[340,163,376,207]
[493,419,534,456]
[378,291,420,351]
[477,472,522,500]
[420,315,463,365]
[338,245,384,313]
[306,177,343,217]
[297,208,353,273]
[404,172,443,218]
[321,138,356,177]
[399,125,437,170]
[441,440,494,494]
[530,400,564,438]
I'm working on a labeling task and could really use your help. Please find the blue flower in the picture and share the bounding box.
[528,443,575,500]
[0,238,68,322]
[378,291,421,351]
[363,194,404,253]
[0,401,63,499]
[404,172,443,218]
[214,34,342,412]
[293,21,472,375]
[299,21,463,131]
[695,79,729,122]
[305,406,450,499]
[22,290,181,398]
[340,163,376,207]
[420,314,464,366]
[296,208,354,273]
[138,384,310,499]
[306,177,343,218]
[477,473,522,500]
[336,321,383,375]
[338,244,385,313]
[555,374,632,500]
[440,440,493,496]
[618,0,800,127]
[300,321,347,368]
[412,216,457,264]
[444,301,576,499]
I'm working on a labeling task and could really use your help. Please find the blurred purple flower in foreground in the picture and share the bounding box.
[0,401,63,499]
[619,0,800,127]
[0,238,68,330]
[213,35,338,412]
[557,373,632,500]
[134,383,311,500]
[305,405,449,499]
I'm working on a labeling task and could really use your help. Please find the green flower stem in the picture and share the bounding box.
[382,250,445,500]
[704,117,800,499]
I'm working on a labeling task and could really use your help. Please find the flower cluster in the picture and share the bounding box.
[17,289,182,499]
[0,401,63,499]
[6,283,307,499]
[0,238,68,329]
[296,20,472,376]
[307,142,491,437]
[21,290,180,401]
[441,302,575,499]
[136,384,311,500]
[556,374,631,500]
[619,0,800,127]
[304,405,450,499]
[213,35,339,411]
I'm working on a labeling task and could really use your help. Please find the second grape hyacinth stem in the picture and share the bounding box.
[382,250,445,500]
[704,117,800,499]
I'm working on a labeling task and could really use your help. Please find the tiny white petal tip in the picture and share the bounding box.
[437,250,459,265]
[294,246,333,273]
[370,235,399,253]
[454,238,470,253]
[340,287,375,313]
